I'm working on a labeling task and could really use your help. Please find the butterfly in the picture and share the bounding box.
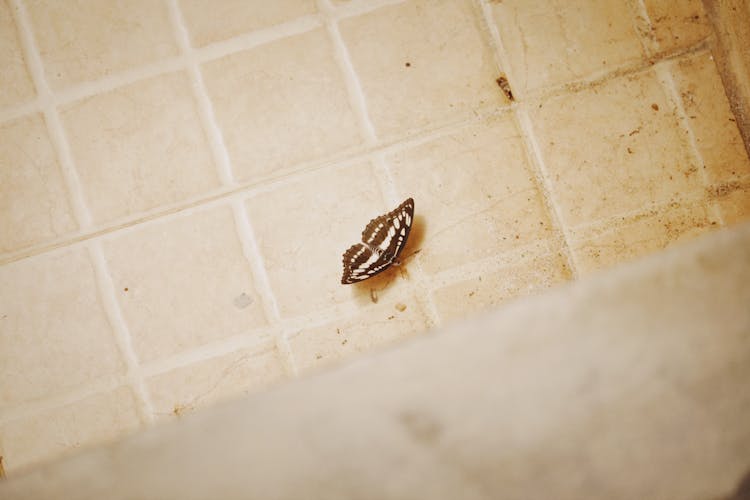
[341,198,415,284]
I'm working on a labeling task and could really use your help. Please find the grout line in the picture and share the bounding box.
[0,2,707,127]
[318,0,378,146]
[167,0,235,186]
[0,1,404,126]
[141,333,276,379]
[630,0,660,57]
[2,179,726,424]
[319,0,439,327]
[372,155,443,328]
[330,0,406,21]
[231,200,298,377]
[650,64,724,225]
[426,238,560,291]
[475,0,511,79]
[0,15,323,127]
[0,375,124,426]
[0,97,42,124]
[514,108,581,278]
[0,107,501,266]
[170,0,296,375]
[475,0,580,279]
[192,13,323,64]
[654,65,726,226]
[87,241,155,424]
[521,41,711,105]
[569,191,726,237]
[10,0,92,230]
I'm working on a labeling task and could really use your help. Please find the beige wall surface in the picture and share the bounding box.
[1,0,750,472]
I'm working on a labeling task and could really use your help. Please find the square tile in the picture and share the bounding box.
[340,0,506,138]
[0,248,125,407]
[570,201,721,275]
[642,0,711,53]
[245,162,387,318]
[529,70,704,229]
[669,52,750,186]
[387,115,554,275]
[147,343,287,421]
[0,387,141,474]
[0,1,36,108]
[202,28,362,183]
[289,290,429,374]
[0,114,77,254]
[433,251,571,323]
[179,0,317,47]
[61,72,220,225]
[26,0,178,88]
[489,0,643,95]
[102,206,268,364]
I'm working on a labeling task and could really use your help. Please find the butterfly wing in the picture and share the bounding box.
[341,198,414,285]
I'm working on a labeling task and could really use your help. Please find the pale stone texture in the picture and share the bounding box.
[570,201,721,274]
[387,115,554,275]
[101,206,268,363]
[529,69,704,228]
[179,0,317,47]
[0,1,36,108]
[2,223,749,499]
[433,251,571,322]
[61,72,220,224]
[489,0,644,96]
[0,248,124,406]
[289,289,429,374]
[202,29,362,183]
[340,0,506,139]
[0,387,141,473]
[25,0,178,88]
[0,115,77,254]
[146,342,288,422]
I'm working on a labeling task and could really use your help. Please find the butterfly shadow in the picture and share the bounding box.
[349,214,427,306]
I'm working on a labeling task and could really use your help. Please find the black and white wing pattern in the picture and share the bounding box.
[341,198,414,285]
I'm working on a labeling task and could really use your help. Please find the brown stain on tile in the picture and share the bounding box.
[496,75,514,101]
[171,403,193,418]
[708,180,745,199]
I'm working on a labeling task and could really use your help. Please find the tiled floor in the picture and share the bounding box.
[0,0,748,474]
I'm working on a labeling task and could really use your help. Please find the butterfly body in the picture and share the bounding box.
[341,198,414,285]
